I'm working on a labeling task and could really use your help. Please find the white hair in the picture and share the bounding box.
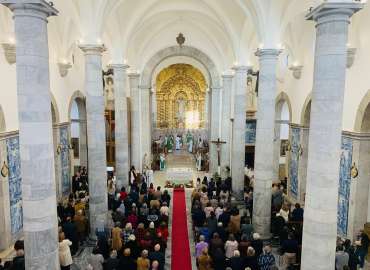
[233,250,240,257]
[253,233,260,240]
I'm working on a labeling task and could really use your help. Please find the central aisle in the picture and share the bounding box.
[171,189,192,270]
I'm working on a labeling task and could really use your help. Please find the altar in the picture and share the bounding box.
[166,167,194,184]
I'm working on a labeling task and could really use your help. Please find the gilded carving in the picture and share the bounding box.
[156,64,206,129]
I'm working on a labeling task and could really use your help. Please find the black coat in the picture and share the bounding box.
[118,256,136,270]
[230,257,244,270]
[244,255,259,270]
[11,256,25,270]
[149,251,165,270]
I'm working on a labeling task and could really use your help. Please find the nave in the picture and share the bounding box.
[2,0,370,269]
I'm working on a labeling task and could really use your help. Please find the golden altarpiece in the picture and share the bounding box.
[156,64,206,129]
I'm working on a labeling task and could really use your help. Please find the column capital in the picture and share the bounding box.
[1,0,58,19]
[210,86,222,92]
[222,73,234,79]
[79,44,106,55]
[108,63,130,70]
[306,1,363,22]
[128,72,140,79]
[255,48,282,58]
[139,85,151,91]
[231,65,250,73]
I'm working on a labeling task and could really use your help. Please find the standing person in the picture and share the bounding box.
[130,166,137,186]
[137,250,150,270]
[357,231,369,269]
[105,250,119,270]
[159,153,166,171]
[335,245,349,270]
[196,151,202,171]
[197,248,213,270]
[62,216,79,255]
[59,232,73,270]
[195,235,209,259]
[111,222,122,251]
[11,240,25,270]
[225,234,239,259]
[258,244,276,270]
[281,232,299,267]
[149,244,165,270]
[118,248,137,269]
[74,209,87,244]
[107,177,116,210]
[87,248,104,270]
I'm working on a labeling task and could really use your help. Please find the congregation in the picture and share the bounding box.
[0,166,171,270]
[191,176,370,270]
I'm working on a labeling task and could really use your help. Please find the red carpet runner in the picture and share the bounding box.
[171,189,192,270]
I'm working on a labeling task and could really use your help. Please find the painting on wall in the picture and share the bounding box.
[60,127,71,196]
[245,120,257,145]
[6,136,23,235]
[337,137,353,237]
[289,127,300,199]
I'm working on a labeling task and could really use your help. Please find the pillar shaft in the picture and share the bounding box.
[231,66,248,196]
[128,73,141,171]
[253,49,280,238]
[111,64,130,188]
[140,85,152,169]
[301,3,362,269]
[221,75,233,176]
[2,1,59,269]
[79,44,108,237]
[210,86,222,174]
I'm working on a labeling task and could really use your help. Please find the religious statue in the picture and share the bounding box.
[167,135,174,153]
[143,153,151,171]
[196,151,202,171]
[186,131,193,153]
[246,76,257,112]
[198,137,203,149]
[177,98,186,126]
[175,135,181,150]
[160,153,166,171]
[104,76,114,110]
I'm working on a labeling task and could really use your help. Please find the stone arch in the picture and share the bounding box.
[0,105,5,132]
[68,90,87,121]
[300,93,312,127]
[68,90,88,168]
[275,92,293,121]
[50,93,60,124]
[354,89,370,132]
[273,92,292,182]
[141,45,221,88]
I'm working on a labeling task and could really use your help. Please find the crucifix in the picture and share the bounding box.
[211,138,227,173]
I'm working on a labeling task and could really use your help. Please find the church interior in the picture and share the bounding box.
[1,0,370,269]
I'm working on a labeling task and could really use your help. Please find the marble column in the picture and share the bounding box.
[79,44,108,237]
[140,85,152,168]
[128,73,141,171]
[79,119,88,168]
[152,90,157,130]
[231,66,248,197]
[298,126,309,202]
[272,120,281,184]
[253,49,281,238]
[301,2,362,269]
[2,1,60,268]
[111,64,130,189]
[221,74,233,176]
[210,86,222,174]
